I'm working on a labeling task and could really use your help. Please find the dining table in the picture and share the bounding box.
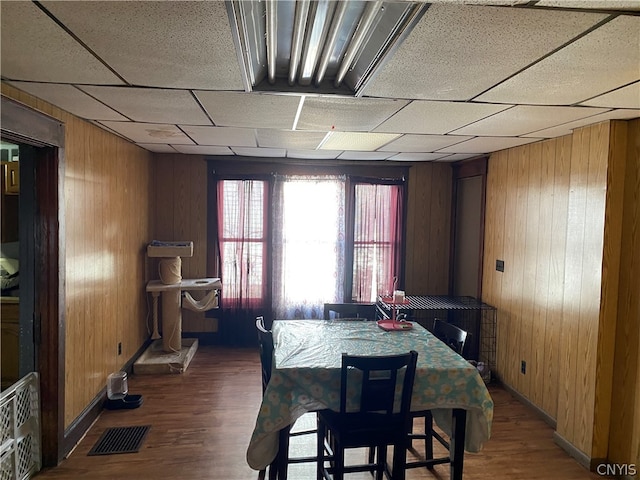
[246,319,494,480]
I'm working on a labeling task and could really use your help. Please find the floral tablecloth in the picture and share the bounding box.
[246,320,493,471]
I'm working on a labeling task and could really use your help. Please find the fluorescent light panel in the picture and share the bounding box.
[227,0,428,95]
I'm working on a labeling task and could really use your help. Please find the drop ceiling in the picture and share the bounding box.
[1,0,639,163]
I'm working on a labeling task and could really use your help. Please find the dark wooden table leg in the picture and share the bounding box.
[450,409,467,480]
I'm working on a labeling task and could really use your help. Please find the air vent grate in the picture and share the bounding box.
[88,426,150,456]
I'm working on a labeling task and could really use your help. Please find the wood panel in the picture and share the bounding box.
[482,149,507,383]
[404,162,452,295]
[483,136,573,412]
[544,135,571,419]
[483,120,640,465]
[608,118,640,467]
[520,142,541,399]
[405,163,433,293]
[530,140,553,409]
[590,120,627,460]
[152,154,214,333]
[1,82,153,428]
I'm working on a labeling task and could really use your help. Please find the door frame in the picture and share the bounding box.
[1,95,65,466]
[449,157,488,298]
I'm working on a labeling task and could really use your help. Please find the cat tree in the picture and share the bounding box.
[134,241,221,374]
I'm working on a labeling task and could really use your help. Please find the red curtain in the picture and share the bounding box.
[216,180,268,310]
[351,183,404,302]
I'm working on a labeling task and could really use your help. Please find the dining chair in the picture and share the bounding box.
[317,350,418,480]
[323,303,377,321]
[406,319,468,472]
[255,316,321,480]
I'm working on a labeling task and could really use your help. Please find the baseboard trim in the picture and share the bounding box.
[496,378,556,429]
[61,338,153,458]
[553,431,592,471]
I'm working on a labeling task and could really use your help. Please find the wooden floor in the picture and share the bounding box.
[35,346,606,479]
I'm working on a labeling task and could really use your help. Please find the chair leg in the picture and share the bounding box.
[268,461,278,480]
[277,426,291,480]
[421,412,434,470]
[317,421,325,480]
[333,448,344,480]
[391,441,408,480]
[376,445,387,480]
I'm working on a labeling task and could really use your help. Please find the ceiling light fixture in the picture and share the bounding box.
[226,0,429,96]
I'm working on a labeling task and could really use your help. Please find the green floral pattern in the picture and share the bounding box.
[246,320,493,470]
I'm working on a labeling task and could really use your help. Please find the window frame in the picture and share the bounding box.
[345,176,407,302]
[207,161,408,314]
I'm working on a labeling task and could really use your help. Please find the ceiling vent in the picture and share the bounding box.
[226,0,429,96]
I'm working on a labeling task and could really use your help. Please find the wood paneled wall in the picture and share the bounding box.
[483,119,640,467]
[1,83,153,428]
[152,154,214,333]
[405,162,452,294]
[482,136,571,420]
[152,158,452,329]
[608,118,640,469]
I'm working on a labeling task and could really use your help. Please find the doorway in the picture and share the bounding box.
[1,95,65,467]
[451,158,487,298]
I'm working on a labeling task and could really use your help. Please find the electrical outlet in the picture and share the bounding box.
[118,342,122,355]
[496,259,505,272]
[521,360,526,374]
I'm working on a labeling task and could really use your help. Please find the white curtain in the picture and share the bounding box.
[272,175,345,319]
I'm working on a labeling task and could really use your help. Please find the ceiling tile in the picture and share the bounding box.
[41,1,244,90]
[387,153,450,161]
[522,108,640,138]
[257,130,327,149]
[320,132,400,151]
[98,121,194,145]
[172,145,233,155]
[535,1,640,9]
[438,136,542,154]
[7,82,127,121]
[337,152,394,161]
[296,96,408,132]
[379,134,472,152]
[79,86,211,125]
[195,92,302,130]
[287,150,343,160]
[374,101,512,134]
[477,16,640,105]
[581,82,640,108]
[181,126,256,147]
[450,105,610,136]
[436,153,481,162]
[1,2,123,84]
[363,4,606,100]
[136,144,178,153]
[231,147,287,157]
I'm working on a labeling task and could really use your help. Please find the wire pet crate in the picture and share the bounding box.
[376,295,497,373]
[1,372,41,480]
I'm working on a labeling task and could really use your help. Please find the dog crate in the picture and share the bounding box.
[376,295,497,372]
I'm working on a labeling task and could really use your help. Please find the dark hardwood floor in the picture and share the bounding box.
[35,346,605,479]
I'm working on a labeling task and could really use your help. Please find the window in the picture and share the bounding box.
[217,180,268,308]
[212,170,406,325]
[272,175,345,319]
[351,183,404,302]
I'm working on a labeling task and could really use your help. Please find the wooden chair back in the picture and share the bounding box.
[255,316,273,393]
[432,319,468,355]
[323,303,377,321]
